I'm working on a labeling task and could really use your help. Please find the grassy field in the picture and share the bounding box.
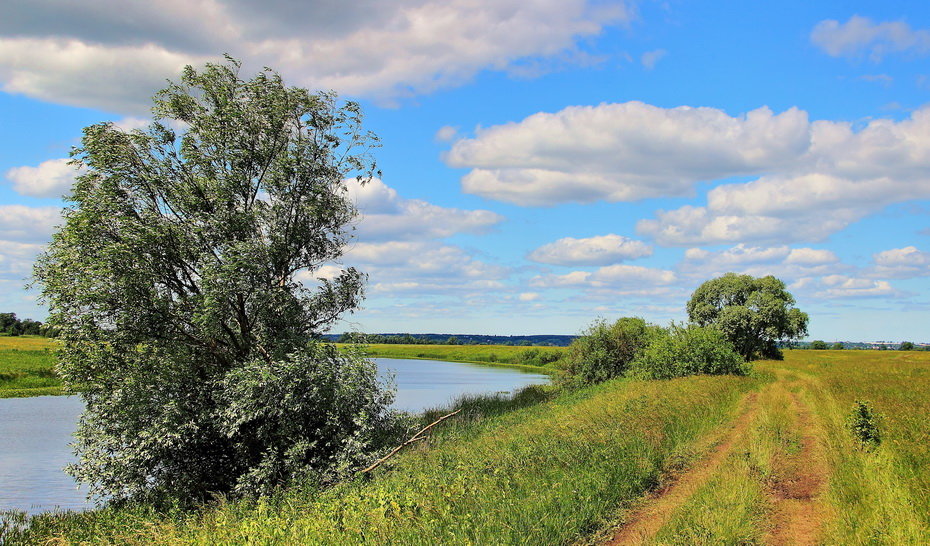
[4,344,930,544]
[6,372,757,544]
[0,336,61,398]
[356,343,566,372]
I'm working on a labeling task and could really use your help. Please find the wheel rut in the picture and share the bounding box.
[603,391,761,545]
[764,388,830,546]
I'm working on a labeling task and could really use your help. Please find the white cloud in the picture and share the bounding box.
[446,101,811,206]
[5,158,79,198]
[530,264,677,289]
[0,0,631,113]
[869,246,930,278]
[811,15,930,60]
[518,292,540,301]
[0,241,45,281]
[527,233,651,266]
[810,275,902,299]
[346,178,503,241]
[640,48,667,69]
[341,240,509,296]
[637,106,930,245]
[435,125,458,142]
[678,243,844,282]
[0,205,61,243]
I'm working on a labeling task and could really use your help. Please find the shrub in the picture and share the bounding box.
[564,317,658,385]
[809,340,828,350]
[216,343,401,497]
[630,325,748,380]
[847,400,881,449]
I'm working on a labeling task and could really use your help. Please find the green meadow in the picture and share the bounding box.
[3,339,930,544]
[0,336,61,398]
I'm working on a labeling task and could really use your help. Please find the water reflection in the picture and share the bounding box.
[0,358,549,514]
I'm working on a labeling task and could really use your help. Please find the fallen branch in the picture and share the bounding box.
[360,408,462,474]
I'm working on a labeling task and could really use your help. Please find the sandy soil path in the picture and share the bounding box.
[604,391,761,545]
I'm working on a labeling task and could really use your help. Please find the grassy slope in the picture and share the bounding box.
[0,336,61,398]
[6,342,930,543]
[11,374,757,544]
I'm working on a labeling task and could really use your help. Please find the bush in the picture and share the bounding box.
[564,317,658,385]
[809,340,828,350]
[630,325,748,380]
[847,400,881,449]
[216,343,401,497]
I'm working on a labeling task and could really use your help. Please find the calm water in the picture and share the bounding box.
[0,358,548,515]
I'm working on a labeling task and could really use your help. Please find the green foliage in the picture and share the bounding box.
[832,342,845,350]
[847,400,882,448]
[564,317,658,385]
[900,341,915,351]
[11,373,755,544]
[687,273,808,360]
[630,324,748,380]
[810,340,829,350]
[216,343,399,497]
[32,58,392,506]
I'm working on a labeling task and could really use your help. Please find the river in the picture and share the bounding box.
[0,358,549,515]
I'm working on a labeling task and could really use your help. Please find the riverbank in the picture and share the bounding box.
[0,338,565,398]
[356,343,565,374]
[6,372,758,544]
[6,351,930,543]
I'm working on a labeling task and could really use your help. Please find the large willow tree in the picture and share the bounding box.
[35,58,396,505]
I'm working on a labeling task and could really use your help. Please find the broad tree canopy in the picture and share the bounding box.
[686,273,808,360]
[34,58,394,505]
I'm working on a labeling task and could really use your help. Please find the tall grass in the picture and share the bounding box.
[775,351,930,543]
[10,374,756,544]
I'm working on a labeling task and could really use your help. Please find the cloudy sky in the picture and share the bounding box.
[2,0,930,341]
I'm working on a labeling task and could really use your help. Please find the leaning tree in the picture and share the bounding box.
[34,58,397,505]
[686,273,808,360]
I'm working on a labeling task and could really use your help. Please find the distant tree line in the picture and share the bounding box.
[0,312,56,337]
[332,332,575,347]
[803,340,926,351]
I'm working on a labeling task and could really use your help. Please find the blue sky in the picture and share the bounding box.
[2,1,930,341]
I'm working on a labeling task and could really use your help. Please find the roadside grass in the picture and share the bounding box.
[648,381,782,544]
[775,350,930,543]
[0,337,61,398]
[11,373,757,544]
[354,343,566,372]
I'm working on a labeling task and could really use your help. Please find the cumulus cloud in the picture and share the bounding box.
[518,292,540,301]
[0,0,631,112]
[799,275,903,299]
[678,243,844,281]
[530,264,677,289]
[868,246,930,278]
[447,102,811,206]
[637,106,930,245]
[811,15,930,60]
[527,233,651,266]
[0,241,45,281]
[346,178,503,241]
[0,205,61,243]
[5,158,79,198]
[341,241,509,295]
